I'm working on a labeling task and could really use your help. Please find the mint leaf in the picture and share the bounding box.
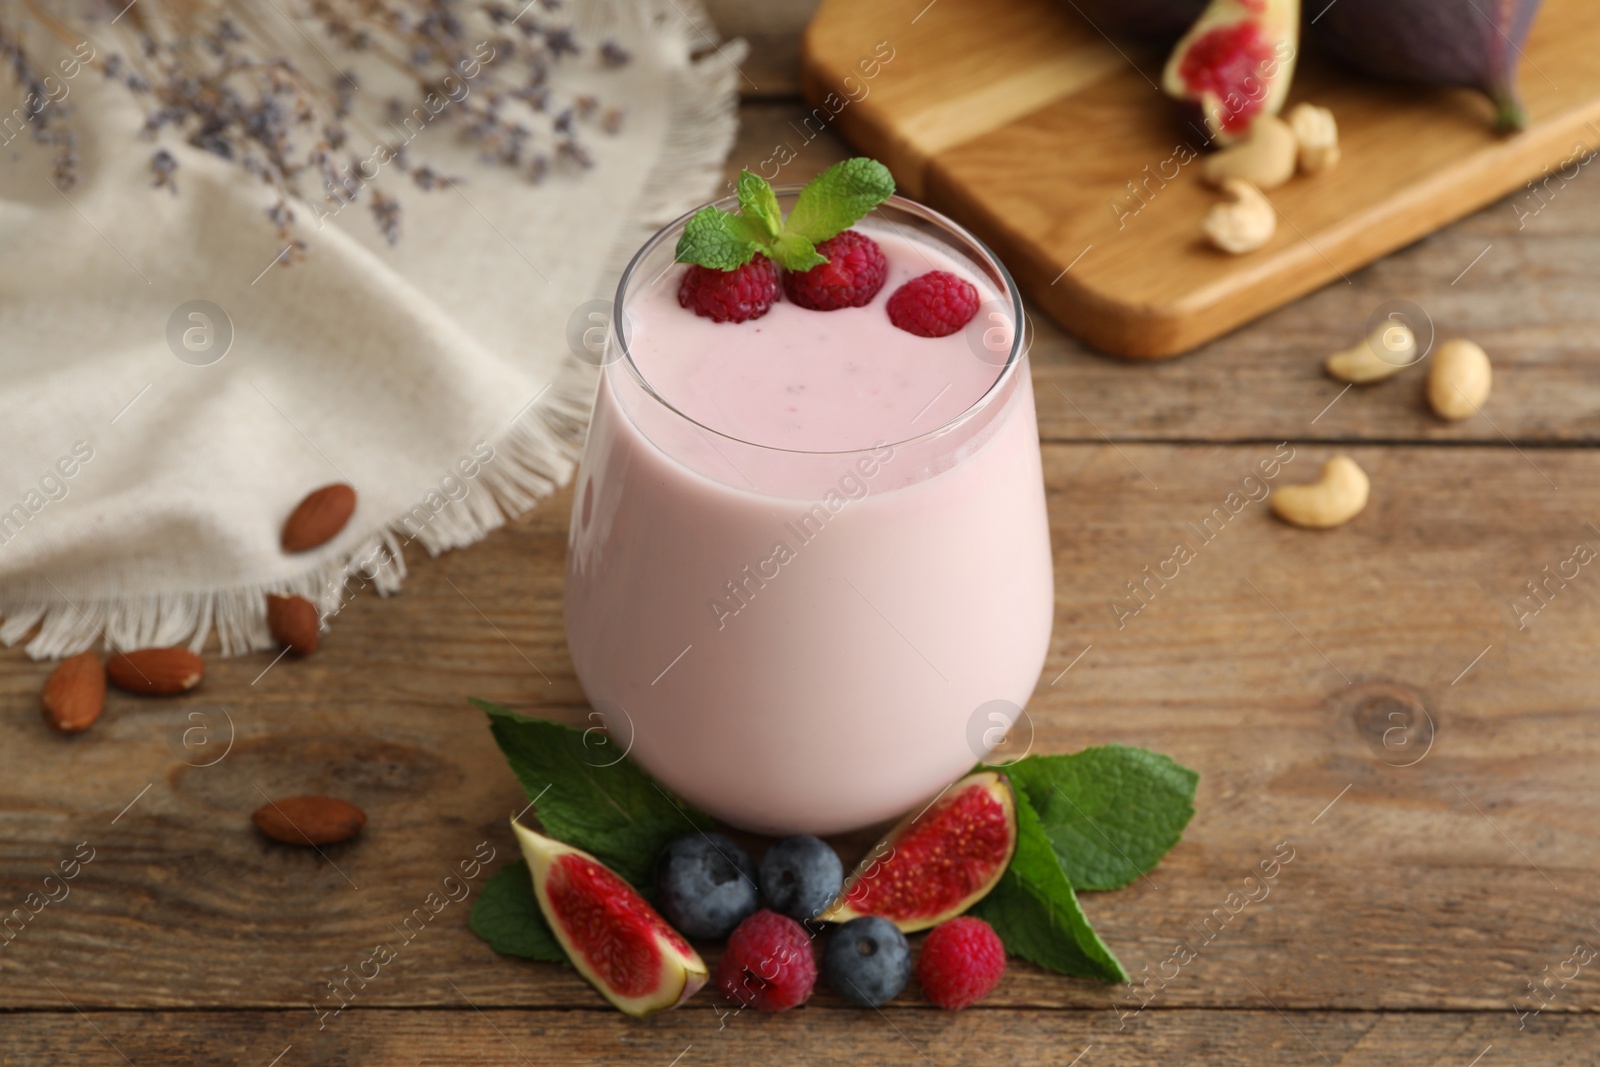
[972,785,1128,982]
[1008,747,1197,892]
[473,699,714,887]
[469,860,567,963]
[675,159,894,271]
[785,158,895,244]
[769,232,826,272]
[724,213,776,249]
[674,207,760,271]
[737,170,782,239]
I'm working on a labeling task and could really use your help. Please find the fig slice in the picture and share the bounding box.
[1310,0,1544,132]
[511,821,707,1015]
[1162,0,1301,144]
[819,771,1017,933]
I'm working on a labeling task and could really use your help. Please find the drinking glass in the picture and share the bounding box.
[564,192,1053,835]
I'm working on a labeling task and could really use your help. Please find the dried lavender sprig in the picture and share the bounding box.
[0,0,632,260]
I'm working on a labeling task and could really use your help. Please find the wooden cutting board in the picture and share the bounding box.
[799,0,1600,358]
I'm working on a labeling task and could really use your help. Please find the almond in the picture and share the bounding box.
[106,647,205,695]
[281,483,357,553]
[41,651,106,733]
[252,795,366,846]
[266,594,320,655]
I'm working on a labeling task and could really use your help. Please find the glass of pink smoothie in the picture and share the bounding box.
[565,190,1053,836]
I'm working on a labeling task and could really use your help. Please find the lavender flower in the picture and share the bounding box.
[150,147,178,192]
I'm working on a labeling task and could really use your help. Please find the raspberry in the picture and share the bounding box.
[886,270,980,338]
[916,916,1005,1010]
[782,230,889,311]
[678,256,780,323]
[715,909,817,1012]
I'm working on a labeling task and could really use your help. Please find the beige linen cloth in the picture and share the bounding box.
[0,2,742,657]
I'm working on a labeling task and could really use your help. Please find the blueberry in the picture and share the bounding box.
[655,833,759,940]
[759,834,843,922]
[822,916,911,1007]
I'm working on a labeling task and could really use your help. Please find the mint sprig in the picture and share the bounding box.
[469,859,567,963]
[675,158,895,272]
[975,748,1196,981]
[468,701,715,965]
[471,699,713,887]
[1008,746,1198,892]
[973,784,1128,982]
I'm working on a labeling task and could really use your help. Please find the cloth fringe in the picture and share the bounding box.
[0,0,744,660]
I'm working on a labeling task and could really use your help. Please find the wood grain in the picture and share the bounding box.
[1,446,1597,1017]
[800,0,1600,357]
[1,1009,1590,1067]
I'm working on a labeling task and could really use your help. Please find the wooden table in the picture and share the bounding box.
[4,4,1599,1064]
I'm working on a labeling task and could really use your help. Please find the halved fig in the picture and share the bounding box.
[512,821,707,1015]
[819,771,1017,933]
[1162,0,1300,144]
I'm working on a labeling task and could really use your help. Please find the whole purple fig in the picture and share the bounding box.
[1063,0,1208,39]
[1310,0,1545,131]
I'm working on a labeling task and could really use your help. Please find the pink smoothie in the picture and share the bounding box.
[564,220,1053,836]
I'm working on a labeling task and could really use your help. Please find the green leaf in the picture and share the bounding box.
[769,232,826,272]
[1007,746,1197,892]
[725,213,777,250]
[473,699,714,888]
[675,158,894,273]
[785,158,896,244]
[469,860,567,963]
[736,170,782,239]
[673,207,760,271]
[972,784,1128,982]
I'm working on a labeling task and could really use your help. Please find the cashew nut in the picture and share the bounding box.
[1202,179,1276,254]
[1426,339,1492,420]
[1325,321,1419,383]
[1270,456,1370,529]
[1203,115,1299,190]
[1288,103,1340,174]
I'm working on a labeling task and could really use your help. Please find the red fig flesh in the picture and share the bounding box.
[1162,0,1301,143]
[1311,0,1545,131]
[819,771,1017,933]
[512,822,707,1015]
